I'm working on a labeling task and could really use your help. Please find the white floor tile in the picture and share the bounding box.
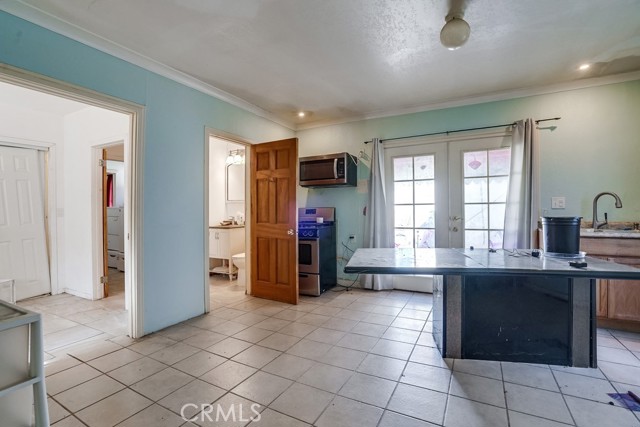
[553,370,617,403]
[200,360,257,390]
[75,388,152,427]
[324,346,367,370]
[107,356,167,385]
[370,339,414,360]
[157,379,225,418]
[116,404,185,427]
[450,371,506,407]
[387,383,447,425]
[504,382,573,424]
[232,371,292,405]
[378,410,438,427]
[401,362,451,393]
[357,354,406,381]
[316,396,384,427]
[599,361,640,386]
[54,374,124,412]
[262,353,316,380]
[508,411,575,427]
[131,367,193,401]
[453,359,502,380]
[338,372,396,407]
[298,362,353,393]
[231,345,281,368]
[270,383,334,424]
[444,395,508,427]
[502,362,559,391]
[206,337,253,358]
[565,395,640,427]
[246,408,310,427]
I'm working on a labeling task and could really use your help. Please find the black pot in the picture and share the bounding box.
[541,216,582,254]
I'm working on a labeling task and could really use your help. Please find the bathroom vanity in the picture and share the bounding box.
[345,248,640,367]
[209,225,245,280]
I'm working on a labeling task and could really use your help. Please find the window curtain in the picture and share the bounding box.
[503,119,540,249]
[361,138,393,290]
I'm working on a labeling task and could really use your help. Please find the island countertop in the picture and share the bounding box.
[344,248,640,280]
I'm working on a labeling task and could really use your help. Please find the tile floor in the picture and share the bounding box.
[17,273,640,426]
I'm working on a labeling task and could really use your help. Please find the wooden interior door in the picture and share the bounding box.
[101,149,109,297]
[250,138,298,304]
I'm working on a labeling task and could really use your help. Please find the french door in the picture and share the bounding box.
[385,131,512,249]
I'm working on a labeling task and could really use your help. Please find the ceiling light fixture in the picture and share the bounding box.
[297,111,306,118]
[440,14,471,50]
[578,63,591,71]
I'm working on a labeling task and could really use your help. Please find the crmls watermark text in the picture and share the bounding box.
[181,403,262,423]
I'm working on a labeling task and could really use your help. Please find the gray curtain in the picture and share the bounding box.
[362,138,392,290]
[503,119,540,249]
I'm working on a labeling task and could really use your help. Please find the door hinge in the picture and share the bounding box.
[99,159,105,167]
[100,276,109,284]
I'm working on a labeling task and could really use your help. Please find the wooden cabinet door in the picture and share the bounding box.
[607,257,640,322]
[217,229,230,258]
[250,138,298,304]
[208,230,219,258]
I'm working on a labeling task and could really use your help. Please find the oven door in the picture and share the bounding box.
[298,238,319,274]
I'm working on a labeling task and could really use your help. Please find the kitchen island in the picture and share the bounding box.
[344,248,640,367]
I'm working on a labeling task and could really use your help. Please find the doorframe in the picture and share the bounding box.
[203,128,253,313]
[0,63,146,338]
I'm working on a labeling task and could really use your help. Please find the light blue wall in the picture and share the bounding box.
[0,11,293,333]
[298,80,640,278]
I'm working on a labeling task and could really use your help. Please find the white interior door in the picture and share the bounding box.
[0,146,51,300]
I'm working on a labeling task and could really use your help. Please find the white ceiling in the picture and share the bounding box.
[5,0,640,128]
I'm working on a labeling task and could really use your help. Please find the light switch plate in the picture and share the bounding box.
[551,196,566,209]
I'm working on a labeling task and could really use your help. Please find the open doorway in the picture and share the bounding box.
[101,143,129,311]
[206,135,249,308]
[0,67,143,338]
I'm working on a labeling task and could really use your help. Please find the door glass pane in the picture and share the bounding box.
[489,176,509,203]
[465,230,488,248]
[414,156,434,179]
[394,181,413,204]
[489,148,511,175]
[464,151,487,177]
[464,178,487,203]
[394,157,413,180]
[489,230,504,249]
[415,180,434,203]
[465,204,488,229]
[392,154,436,249]
[395,205,413,227]
[395,229,413,248]
[416,229,435,248]
[489,204,505,229]
[415,205,435,228]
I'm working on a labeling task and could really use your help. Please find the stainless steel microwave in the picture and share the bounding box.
[299,152,357,187]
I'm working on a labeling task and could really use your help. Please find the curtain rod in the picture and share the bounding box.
[363,117,561,144]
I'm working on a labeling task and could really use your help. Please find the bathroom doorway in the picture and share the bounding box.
[206,134,249,309]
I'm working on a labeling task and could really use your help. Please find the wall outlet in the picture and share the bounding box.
[551,196,566,209]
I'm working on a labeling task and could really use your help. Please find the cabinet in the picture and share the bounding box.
[209,226,245,280]
[0,300,48,426]
[580,236,640,328]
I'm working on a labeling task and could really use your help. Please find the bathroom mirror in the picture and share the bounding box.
[226,164,245,202]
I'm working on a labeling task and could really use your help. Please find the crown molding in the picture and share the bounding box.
[0,2,296,130]
[297,70,640,131]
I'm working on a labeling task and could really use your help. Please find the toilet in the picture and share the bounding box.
[232,253,246,286]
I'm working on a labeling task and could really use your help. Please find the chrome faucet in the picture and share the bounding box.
[592,192,623,229]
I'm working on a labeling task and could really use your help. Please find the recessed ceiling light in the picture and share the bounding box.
[297,111,306,118]
[579,64,590,71]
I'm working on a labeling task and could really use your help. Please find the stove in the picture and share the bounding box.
[298,207,337,296]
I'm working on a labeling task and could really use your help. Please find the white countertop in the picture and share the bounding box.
[580,228,640,239]
[345,248,640,280]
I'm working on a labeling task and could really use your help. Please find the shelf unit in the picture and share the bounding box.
[0,300,48,426]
